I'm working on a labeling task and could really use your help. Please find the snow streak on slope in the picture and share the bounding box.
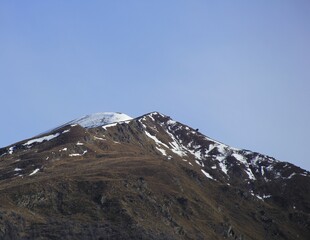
[138,112,296,189]
[23,133,60,146]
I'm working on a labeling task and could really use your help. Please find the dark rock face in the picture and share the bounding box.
[0,112,309,239]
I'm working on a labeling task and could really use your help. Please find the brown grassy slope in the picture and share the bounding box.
[0,118,309,239]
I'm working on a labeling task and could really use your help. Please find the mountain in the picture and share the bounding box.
[0,112,309,240]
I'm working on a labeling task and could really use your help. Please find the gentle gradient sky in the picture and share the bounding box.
[1,1,309,170]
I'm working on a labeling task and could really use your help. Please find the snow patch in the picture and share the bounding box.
[94,136,105,141]
[219,161,228,175]
[145,131,169,148]
[169,141,186,157]
[156,147,167,156]
[102,122,118,130]
[263,194,272,199]
[68,112,132,128]
[69,153,82,157]
[29,168,40,176]
[69,150,87,157]
[148,114,156,122]
[186,147,203,160]
[232,153,247,164]
[23,133,60,146]
[195,160,204,167]
[8,146,15,154]
[165,121,188,157]
[201,169,214,180]
[288,173,296,179]
[216,145,227,155]
[261,166,265,176]
[244,168,256,180]
[167,120,177,125]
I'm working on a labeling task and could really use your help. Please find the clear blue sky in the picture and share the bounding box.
[1,1,309,170]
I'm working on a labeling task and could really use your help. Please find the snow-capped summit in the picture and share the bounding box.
[67,112,132,128]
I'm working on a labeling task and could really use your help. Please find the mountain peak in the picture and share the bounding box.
[0,111,309,239]
[67,112,133,128]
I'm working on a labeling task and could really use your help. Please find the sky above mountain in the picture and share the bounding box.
[0,1,309,170]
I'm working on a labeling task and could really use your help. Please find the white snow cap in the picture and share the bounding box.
[69,112,133,128]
